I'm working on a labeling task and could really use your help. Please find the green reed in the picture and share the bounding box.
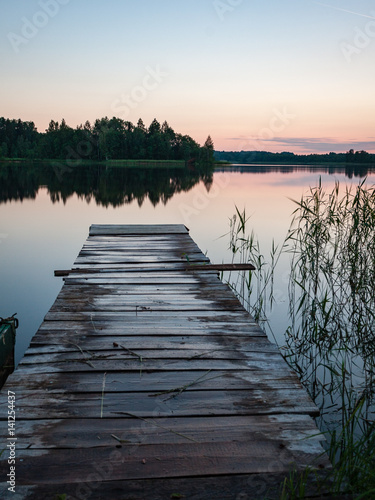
[226,181,375,498]
[225,206,283,337]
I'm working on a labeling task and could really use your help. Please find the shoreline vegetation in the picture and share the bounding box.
[225,185,375,498]
[216,161,375,167]
[215,149,375,165]
[0,116,215,167]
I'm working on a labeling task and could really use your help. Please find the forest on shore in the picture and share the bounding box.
[0,117,215,165]
[215,149,375,164]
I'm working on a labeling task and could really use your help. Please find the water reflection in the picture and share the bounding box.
[2,163,374,208]
[216,163,375,178]
[0,161,214,207]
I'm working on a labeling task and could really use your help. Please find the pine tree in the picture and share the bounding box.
[201,135,215,164]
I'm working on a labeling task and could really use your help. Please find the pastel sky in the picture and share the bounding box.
[1,0,374,153]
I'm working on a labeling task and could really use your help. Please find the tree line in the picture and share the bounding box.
[215,150,375,164]
[0,117,215,165]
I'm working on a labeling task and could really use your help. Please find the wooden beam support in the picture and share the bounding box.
[54,263,255,277]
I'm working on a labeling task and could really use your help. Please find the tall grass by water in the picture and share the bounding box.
[225,181,375,498]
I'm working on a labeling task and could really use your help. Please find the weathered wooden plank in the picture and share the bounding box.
[57,283,232,295]
[4,370,301,394]
[84,235,195,243]
[0,441,330,486]
[11,414,324,449]
[81,239,200,253]
[64,270,220,279]
[15,357,290,374]
[73,256,207,266]
[185,264,256,271]
[88,231,191,237]
[89,224,189,235]
[64,276,216,285]
[0,472,340,500]
[67,270,214,277]
[35,318,262,331]
[87,231,192,238]
[0,388,319,420]
[52,286,242,300]
[69,263,214,272]
[56,280,235,292]
[63,268,221,278]
[61,264,219,274]
[74,254,210,265]
[48,296,244,313]
[75,253,255,272]
[30,327,267,345]
[80,245,202,254]
[83,236,199,245]
[26,335,279,354]
[43,310,257,323]
[53,289,239,301]
[78,248,204,256]
[18,349,284,365]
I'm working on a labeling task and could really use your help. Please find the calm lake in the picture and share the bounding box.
[1,162,375,365]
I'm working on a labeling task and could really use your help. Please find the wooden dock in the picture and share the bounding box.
[0,225,330,499]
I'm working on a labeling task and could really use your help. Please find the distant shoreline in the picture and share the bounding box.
[1,158,375,169]
[215,162,375,167]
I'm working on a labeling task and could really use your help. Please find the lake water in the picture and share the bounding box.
[1,162,375,365]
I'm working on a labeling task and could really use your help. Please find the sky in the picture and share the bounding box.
[1,0,375,154]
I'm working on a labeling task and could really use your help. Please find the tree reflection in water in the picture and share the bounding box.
[0,161,214,207]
